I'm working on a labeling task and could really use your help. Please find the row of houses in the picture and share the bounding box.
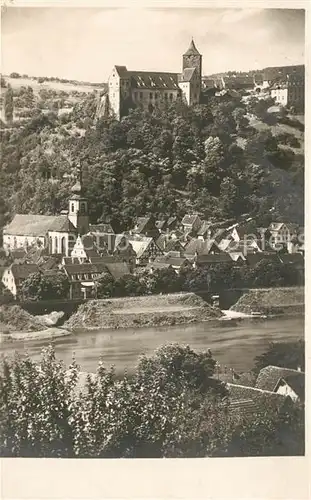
[1,212,304,300]
[202,65,304,109]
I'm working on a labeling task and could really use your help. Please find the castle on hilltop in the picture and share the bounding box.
[97,39,203,120]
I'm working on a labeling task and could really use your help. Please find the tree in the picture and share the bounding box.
[0,344,304,458]
[4,84,14,124]
[0,76,7,88]
[20,272,70,301]
[252,340,305,375]
[95,272,115,298]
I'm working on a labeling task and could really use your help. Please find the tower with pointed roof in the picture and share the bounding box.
[68,165,89,235]
[183,38,202,81]
[179,39,202,106]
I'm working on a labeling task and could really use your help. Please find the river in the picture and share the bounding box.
[0,315,304,374]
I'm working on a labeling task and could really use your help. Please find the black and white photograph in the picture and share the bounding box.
[0,5,305,465]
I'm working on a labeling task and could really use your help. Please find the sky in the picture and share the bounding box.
[1,8,305,82]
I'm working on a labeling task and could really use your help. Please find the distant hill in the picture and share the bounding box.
[204,64,305,82]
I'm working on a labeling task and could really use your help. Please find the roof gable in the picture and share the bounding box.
[256,366,304,392]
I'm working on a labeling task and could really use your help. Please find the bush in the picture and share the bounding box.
[0,344,304,458]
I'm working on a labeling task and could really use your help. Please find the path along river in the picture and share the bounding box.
[0,314,304,374]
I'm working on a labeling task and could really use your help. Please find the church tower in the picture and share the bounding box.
[183,38,202,82]
[68,166,89,235]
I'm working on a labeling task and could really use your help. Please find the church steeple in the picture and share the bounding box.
[184,38,201,56]
[68,163,89,235]
[183,38,202,82]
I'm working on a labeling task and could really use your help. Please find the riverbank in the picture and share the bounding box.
[0,327,72,343]
[230,287,304,315]
[64,293,223,331]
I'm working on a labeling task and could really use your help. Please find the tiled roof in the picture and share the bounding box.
[182,214,200,226]
[39,255,63,270]
[146,262,172,271]
[8,248,27,260]
[197,221,211,236]
[155,220,167,230]
[227,383,289,415]
[105,262,130,279]
[48,217,76,233]
[63,263,107,276]
[180,68,196,82]
[89,255,118,265]
[256,366,304,393]
[128,71,180,90]
[184,238,220,256]
[89,223,115,234]
[4,214,76,237]
[225,240,259,254]
[195,253,233,264]
[133,217,152,234]
[183,39,201,56]
[167,216,178,228]
[156,235,183,253]
[155,256,189,268]
[114,65,128,78]
[10,263,39,280]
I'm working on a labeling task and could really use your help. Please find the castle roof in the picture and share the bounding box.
[183,39,201,56]
[114,65,128,77]
[127,71,180,90]
[179,68,197,82]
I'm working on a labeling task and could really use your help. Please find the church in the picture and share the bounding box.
[2,169,90,257]
[99,39,203,120]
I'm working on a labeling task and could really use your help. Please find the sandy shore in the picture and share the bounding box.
[0,327,72,343]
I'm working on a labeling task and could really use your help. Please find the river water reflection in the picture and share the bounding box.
[0,316,304,374]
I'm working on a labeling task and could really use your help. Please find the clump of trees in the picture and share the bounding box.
[0,344,304,458]
[93,260,303,300]
[20,272,70,301]
[253,340,305,375]
[0,90,304,237]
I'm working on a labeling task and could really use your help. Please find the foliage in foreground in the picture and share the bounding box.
[253,340,305,375]
[0,344,304,458]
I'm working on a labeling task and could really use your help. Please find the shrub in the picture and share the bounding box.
[0,344,304,458]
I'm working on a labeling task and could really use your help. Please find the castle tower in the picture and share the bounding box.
[183,38,202,82]
[179,39,202,106]
[68,165,89,235]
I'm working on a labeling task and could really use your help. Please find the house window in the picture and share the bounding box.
[169,93,173,100]
[150,93,153,99]
[140,93,143,99]
[80,202,86,214]
[164,93,168,99]
[155,93,158,99]
[54,237,58,253]
[71,203,75,212]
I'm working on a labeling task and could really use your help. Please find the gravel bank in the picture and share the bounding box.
[65,293,222,330]
[230,287,304,315]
